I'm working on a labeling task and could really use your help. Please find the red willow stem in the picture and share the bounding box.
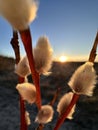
[88,31,98,63]
[19,28,41,110]
[10,30,27,130]
[54,93,79,130]
[19,77,27,130]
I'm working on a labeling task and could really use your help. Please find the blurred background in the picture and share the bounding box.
[0,0,98,129]
[0,55,98,130]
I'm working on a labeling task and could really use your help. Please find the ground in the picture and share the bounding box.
[0,55,98,130]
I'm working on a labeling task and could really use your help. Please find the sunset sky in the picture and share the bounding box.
[0,0,98,61]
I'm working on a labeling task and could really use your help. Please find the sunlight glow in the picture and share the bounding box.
[59,56,68,62]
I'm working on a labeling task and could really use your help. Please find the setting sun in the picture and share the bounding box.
[59,56,68,62]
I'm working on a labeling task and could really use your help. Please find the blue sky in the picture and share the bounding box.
[0,0,98,61]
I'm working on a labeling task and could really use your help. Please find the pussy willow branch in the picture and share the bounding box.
[19,29,42,110]
[54,31,98,130]
[10,30,27,130]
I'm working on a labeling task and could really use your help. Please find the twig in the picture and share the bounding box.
[10,30,20,64]
[49,87,61,106]
[19,28,42,110]
[10,30,27,130]
[54,94,79,130]
[88,31,98,62]
[19,77,27,130]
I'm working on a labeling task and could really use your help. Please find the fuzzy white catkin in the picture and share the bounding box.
[16,82,36,104]
[0,0,38,30]
[68,62,97,96]
[15,56,31,77]
[35,105,54,124]
[57,92,75,119]
[34,36,53,75]
[25,111,31,125]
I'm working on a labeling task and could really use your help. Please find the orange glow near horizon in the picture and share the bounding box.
[59,55,68,62]
[54,55,89,62]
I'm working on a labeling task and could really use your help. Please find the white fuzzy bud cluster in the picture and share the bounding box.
[35,105,54,124]
[16,82,36,104]
[34,36,53,75]
[68,62,97,96]
[15,56,31,77]
[0,0,38,30]
[15,36,53,76]
[57,92,75,119]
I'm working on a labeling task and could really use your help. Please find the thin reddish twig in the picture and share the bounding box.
[19,77,27,130]
[10,30,20,64]
[88,31,98,62]
[54,94,79,130]
[10,30,27,130]
[49,87,61,106]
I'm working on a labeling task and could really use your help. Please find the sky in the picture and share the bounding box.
[0,0,98,61]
